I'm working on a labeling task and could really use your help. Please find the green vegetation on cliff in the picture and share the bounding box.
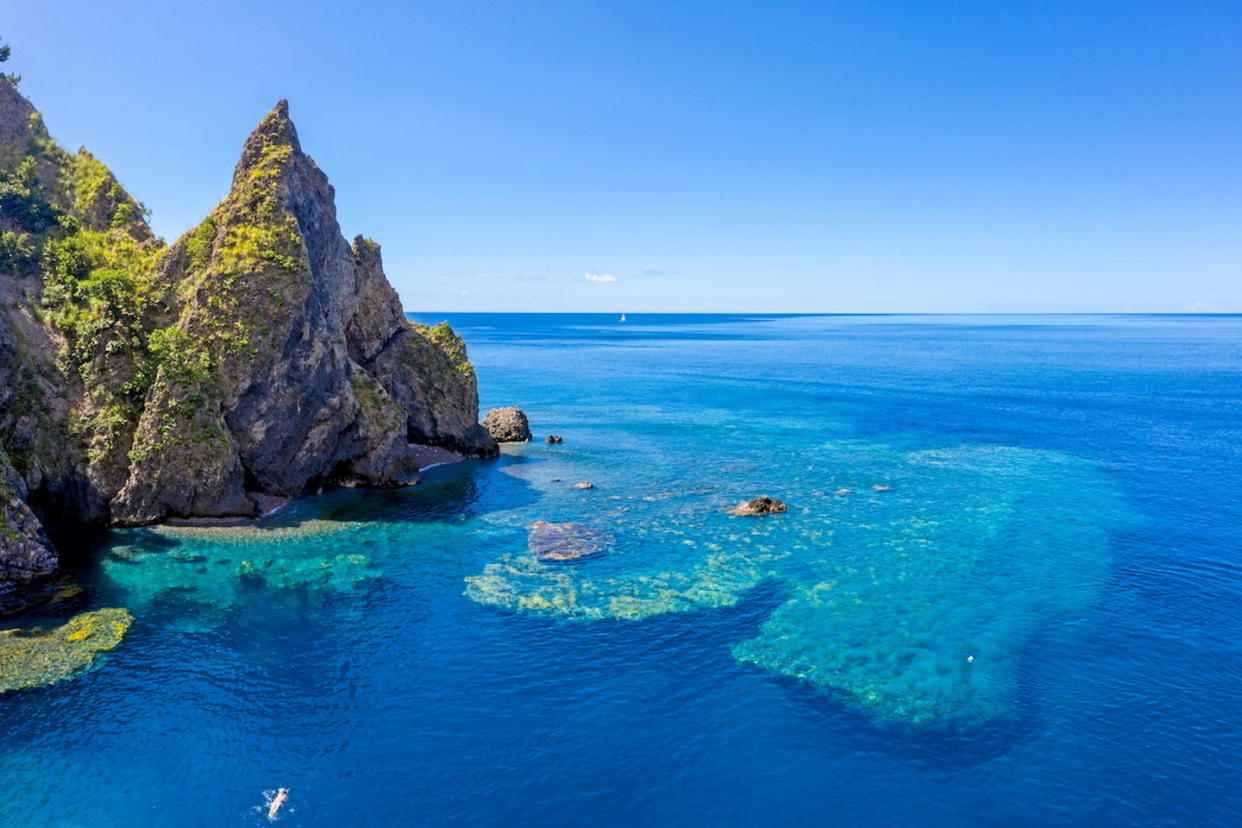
[0,72,164,479]
[3,65,494,535]
[125,102,310,469]
[414,321,475,377]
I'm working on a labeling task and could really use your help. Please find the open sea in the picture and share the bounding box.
[2,313,1240,827]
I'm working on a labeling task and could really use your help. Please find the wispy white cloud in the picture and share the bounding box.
[584,272,616,283]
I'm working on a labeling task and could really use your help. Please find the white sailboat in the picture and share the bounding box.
[619,312,627,323]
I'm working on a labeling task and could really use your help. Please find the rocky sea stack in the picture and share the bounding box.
[0,79,496,584]
[728,496,788,516]
[481,406,531,443]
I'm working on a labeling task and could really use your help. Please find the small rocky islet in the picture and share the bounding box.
[728,495,788,516]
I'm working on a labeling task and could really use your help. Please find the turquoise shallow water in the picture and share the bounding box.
[2,313,1240,826]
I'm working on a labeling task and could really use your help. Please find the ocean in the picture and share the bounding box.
[1,313,1240,827]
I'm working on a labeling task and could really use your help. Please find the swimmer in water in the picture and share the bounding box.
[267,788,289,821]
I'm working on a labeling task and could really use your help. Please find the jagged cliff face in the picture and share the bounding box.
[0,82,496,576]
[114,100,495,521]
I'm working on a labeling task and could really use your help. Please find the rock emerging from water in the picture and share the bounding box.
[728,496,788,516]
[528,521,610,562]
[481,407,531,443]
[572,481,595,490]
[546,434,563,444]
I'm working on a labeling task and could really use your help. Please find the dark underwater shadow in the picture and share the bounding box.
[0,521,180,622]
[299,452,544,526]
[3,455,541,619]
[753,668,1043,769]
[468,571,1048,768]
[464,575,793,671]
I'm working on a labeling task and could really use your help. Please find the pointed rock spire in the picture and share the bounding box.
[231,99,302,188]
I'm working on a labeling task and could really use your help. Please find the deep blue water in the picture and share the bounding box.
[2,313,1241,827]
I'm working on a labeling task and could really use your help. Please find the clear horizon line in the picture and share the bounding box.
[402,310,1242,317]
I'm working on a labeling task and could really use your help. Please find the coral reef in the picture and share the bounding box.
[233,553,380,591]
[466,444,1129,727]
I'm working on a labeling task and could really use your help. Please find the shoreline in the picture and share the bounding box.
[157,444,466,530]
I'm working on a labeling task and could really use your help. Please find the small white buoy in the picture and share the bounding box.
[967,655,975,663]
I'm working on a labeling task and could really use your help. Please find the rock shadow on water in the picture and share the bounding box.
[344,452,543,525]
[229,451,541,530]
[79,455,538,626]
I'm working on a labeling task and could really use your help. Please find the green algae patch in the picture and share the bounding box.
[0,608,133,694]
[466,444,1132,728]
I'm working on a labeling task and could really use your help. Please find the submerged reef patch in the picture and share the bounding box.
[99,518,384,621]
[0,608,133,693]
[466,444,1130,727]
[233,553,380,592]
[467,546,779,620]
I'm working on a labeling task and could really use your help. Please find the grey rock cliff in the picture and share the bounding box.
[112,101,497,522]
[0,450,57,583]
[0,85,497,579]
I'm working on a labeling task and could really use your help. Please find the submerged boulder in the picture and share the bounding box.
[728,496,788,516]
[528,521,610,562]
[481,407,531,443]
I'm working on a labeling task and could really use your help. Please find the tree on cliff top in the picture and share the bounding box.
[1,36,17,85]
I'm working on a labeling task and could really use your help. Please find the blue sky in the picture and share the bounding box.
[7,0,1242,312]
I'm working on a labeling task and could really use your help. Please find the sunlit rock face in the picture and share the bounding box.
[112,101,497,523]
[0,79,496,583]
[467,444,1130,727]
[481,407,531,443]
